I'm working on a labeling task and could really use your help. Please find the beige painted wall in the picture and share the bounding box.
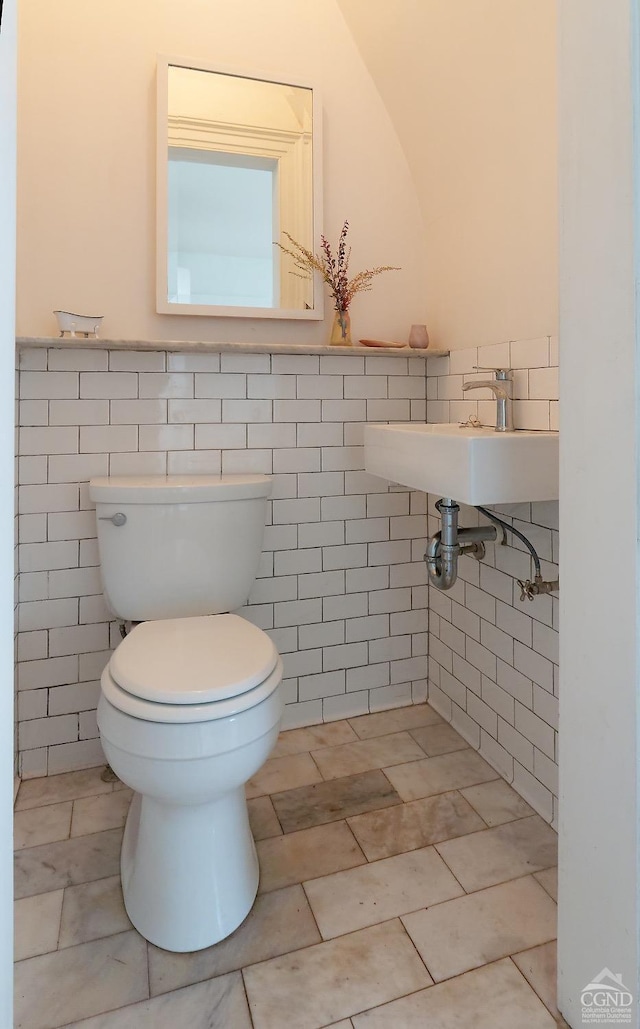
[338,0,558,350]
[0,0,17,1015]
[17,0,426,344]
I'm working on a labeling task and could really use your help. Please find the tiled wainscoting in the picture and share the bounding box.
[15,335,561,831]
[16,346,431,779]
[425,337,560,826]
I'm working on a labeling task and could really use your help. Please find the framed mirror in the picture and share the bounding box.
[156,57,323,319]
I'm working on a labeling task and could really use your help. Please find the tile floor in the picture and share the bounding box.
[14,703,569,1029]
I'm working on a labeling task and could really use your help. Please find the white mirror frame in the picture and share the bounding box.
[156,55,324,320]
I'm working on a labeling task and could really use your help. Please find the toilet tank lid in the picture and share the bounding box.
[89,474,271,504]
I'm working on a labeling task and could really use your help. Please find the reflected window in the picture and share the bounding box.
[168,150,278,307]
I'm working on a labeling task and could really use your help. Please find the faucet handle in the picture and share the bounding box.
[473,366,512,380]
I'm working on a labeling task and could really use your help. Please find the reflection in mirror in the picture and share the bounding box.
[157,60,321,319]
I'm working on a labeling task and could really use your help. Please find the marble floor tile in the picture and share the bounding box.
[402,875,557,981]
[246,752,323,799]
[271,769,402,834]
[148,884,320,996]
[15,828,123,900]
[534,866,558,901]
[63,972,252,1029]
[272,720,358,758]
[14,801,72,850]
[247,796,283,840]
[14,930,148,1029]
[311,732,426,781]
[14,890,64,961]
[71,790,133,837]
[513,940,559,1018]
[409,723,468,757]
[59,875,131,948]
[384,749,499,802]
[347,790,486,861]
[12,703,562,1029]
[243,919,432,1029]
[304,846,463,940]
[351,957,556,1028]
[460,779,535,826]
[15,767,113,811]
[348,704,443,740]
[435,816,558,893]
[257,821,365,893]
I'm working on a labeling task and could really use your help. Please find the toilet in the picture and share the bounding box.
[89,474,283,953]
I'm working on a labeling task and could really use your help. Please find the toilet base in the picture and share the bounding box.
[121,786,259,952]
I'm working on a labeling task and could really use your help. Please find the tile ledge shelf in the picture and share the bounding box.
[17,337,449,358]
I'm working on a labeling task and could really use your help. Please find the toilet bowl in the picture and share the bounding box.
[97,614,283,952]
[89,475,283,953]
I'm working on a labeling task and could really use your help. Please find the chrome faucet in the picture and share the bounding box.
[462,367,514,432]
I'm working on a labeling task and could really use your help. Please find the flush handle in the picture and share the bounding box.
[99,512,127,527]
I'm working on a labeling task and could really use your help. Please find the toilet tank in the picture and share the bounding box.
[89,475,272,621]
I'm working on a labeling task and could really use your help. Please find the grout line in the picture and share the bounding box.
[532,865,558,901]
[239,968,257,1029]
[146,939,152,1003]
[299,880,324,941]
[339,819,368,865]
[15,787,115,812]
[68,798,76,838]
[306,749,326,780]
[346,975,435,1023]
[56,886,65,953]
[430,848,556,899]
[397,914,437,984]
[507,954,559,1017]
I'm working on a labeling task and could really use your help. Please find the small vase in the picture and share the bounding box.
[329,309,352,346]
[408,324,430,349]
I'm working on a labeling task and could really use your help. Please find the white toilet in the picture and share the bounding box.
[89,474,283,953]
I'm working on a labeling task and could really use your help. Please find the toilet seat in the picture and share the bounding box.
[103,613,282,723]
[101,658,283,723]
[110,613,278,704]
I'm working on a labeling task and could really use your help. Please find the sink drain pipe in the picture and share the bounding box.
[425,499,559,600]
[424,499,496,591]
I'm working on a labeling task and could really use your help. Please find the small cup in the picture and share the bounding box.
[408,324,429,349]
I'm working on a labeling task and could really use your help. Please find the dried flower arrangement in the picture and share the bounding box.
[275,220,399,344]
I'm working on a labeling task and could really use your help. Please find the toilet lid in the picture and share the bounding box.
[101,657,283,723]
[109,614,279,704]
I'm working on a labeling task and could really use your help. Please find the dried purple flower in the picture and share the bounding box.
[275,220,399,313]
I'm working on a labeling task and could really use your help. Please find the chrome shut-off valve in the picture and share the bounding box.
[517,575,560,602]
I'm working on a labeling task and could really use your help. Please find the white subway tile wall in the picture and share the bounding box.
[425,337,559,827]
[16,348,430,779]
[15,337,559,829]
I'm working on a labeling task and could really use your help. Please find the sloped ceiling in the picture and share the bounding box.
[337,0,558,348]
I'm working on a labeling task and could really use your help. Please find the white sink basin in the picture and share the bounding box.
[364,423,559,505]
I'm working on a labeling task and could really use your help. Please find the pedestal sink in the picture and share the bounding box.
[364,423,559,505]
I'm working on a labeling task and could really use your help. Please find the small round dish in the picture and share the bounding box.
[359,338,408,349]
